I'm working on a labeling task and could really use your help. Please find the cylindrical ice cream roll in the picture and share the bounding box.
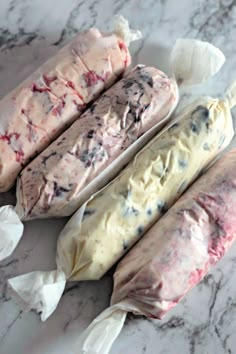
[17,65,178,220]
[0,38,226,261]
[73,147,236,354]
[7,80,236,321]
[0,16,140,193]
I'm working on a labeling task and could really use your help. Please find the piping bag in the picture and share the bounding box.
[0,38,225,261]
[7,80,236,321]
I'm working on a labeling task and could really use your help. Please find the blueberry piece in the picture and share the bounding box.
[123,80,134,89]
[190,122,200,134]
[85,160,92,167]
[192,106,209,121]
[124,206,139,217]
[89,151,96,158]
[157,201,167,214]
[199,107,209,121]
[134,115,141,123]
[203,142,210,151]
[89,103,96,113]
[87,130,95,139]
[147,208,152,216]
[139,73,153,87]
[146,77,153,87]
[53,182,70,197]
[137,226,144,235]
[80,154,87,162]
[179,159,188,169]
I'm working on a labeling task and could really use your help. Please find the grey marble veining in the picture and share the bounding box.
[0,0,235,353]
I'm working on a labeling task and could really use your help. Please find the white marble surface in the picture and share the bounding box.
[0,0,236,353]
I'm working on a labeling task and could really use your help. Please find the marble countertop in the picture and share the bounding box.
[0,0,236,353]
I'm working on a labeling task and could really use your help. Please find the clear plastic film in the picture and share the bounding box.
[7,76,236,320]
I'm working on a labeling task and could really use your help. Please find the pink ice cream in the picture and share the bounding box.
[16,65,177,220]
[112,148,236,319]
[0,28,130,192]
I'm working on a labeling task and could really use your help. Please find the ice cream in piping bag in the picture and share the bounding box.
[0,37,225,262]
[8,76,236,322]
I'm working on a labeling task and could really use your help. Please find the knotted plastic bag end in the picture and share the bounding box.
[8,269,66,321]
[77,303,128,354]
[113,15,142,46]
[0,205,24,261]
[171,38,225,87]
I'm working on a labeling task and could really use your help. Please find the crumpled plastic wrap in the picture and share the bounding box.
[0,16,140,193]
[73,147,236,354]
[0,38,226,261]
[7,80,236,321]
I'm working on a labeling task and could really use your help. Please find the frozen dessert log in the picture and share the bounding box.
[0,16,140,192]
[0,38,225,261]
[73,147,236,354]
[7,80,236,321]
[17,65,177,220]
